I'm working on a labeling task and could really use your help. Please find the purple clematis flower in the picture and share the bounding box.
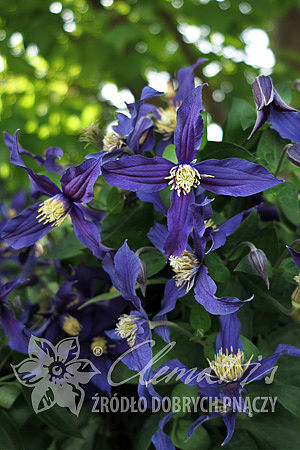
[0,279,29,353]
[102,86,282,257]
[1,130,109,259]
[147,200,253,318]
[101,86,163,155]
[249,75,300,142]
[151,313,300,448]
[286,143,300,167]
[155,58,206,156]
[103,241,168,405]
[4,131,64,174]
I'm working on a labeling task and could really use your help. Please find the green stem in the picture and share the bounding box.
[150,320,206,346]
[0,373,15,382]
[240,274,294,316]
[274,144,291,177]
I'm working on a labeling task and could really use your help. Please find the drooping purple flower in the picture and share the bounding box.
[103,241,169,404]
[288,246,300,269]
[152,313,300,448]
[249,75,300,142]
[101,86,163,156]
[286,143,300,167]
[102,86,282,257]
[148,201,253,317]
[1,131,109,259]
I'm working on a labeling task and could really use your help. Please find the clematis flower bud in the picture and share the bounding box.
[136,256,148,297]
[248,247,269,289]
[287,143,300,168]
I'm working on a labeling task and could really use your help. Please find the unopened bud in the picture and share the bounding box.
[286,143,300,168]
[248,248,269,289]
[136,258,147,297]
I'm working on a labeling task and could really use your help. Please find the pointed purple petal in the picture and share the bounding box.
[175,58,206,104]
[1,203,54,249]
[287,143,300,167]
[242,344,300,384]
[102,155,173,192]
[222,413,237,445]
[61,158,102,203]
[148,222,169,253]
[174,85,205,164]
[269,109,300,143]
[194,265,253,315]
[152,412,175,450]
[44,147,64,175]
[70,205,110,259]
[187,413,220,440]
[287,246,300,269]
[0,307,29,353]
[216,313,243,354]
[194,158,282,196]
[164,190,194,257]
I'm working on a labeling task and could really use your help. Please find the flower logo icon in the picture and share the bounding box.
[12,336,100,415]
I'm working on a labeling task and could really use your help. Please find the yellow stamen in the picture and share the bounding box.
[169,250,199,293]
[204,219,219,231]
[36,197,66,227]
[62,315,82,336]
[165,164,202,196]
[208,346,253,383]
[103,131,125,153]
[7,208,17,218]
[156,106,177,138]
[115,314,138,347]
[91,336,108,355]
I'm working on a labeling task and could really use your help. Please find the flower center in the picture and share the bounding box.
[62,315,82,336]
[208,347,253,383]
[204,219,218,231]
[91,336,108,356]
[115,314,138,347]
[103,131,125,153]
[166,164,201,196]
[36,196,66,227]
[156,106,177,137]
[169,250,199,293]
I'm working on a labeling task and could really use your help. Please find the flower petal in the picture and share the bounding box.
[194,158,281,196]
[174,85,205,164]
[175,58,206,104]
[1,203,54,249]
[194,265,253,315]
[164,190,194,257]
[152,412,175,450]
[102,155,173,192]
[61,158,102,203]
[216,313,243,354]
[242,344,300,384]
[269,109,300,143]
[287,246,300,269]
[0,307,29,353]
[70,205,110,260]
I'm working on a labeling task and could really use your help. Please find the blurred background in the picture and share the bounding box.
[0,0,300,192]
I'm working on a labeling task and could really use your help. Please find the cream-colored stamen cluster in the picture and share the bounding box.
[91,336,108,355]
[79,121,102,148]
[169,250,199,293]
[103,131,125,153]
[62,315,82,336]
[156,106,177,137]
[204,219,218,231]
[292,273,300,308]
[37,197,66,227]
[115,314,138,347]
[166,164,201,196]
[208,347,253,383]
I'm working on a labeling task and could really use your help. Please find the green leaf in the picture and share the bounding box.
[171,384,198,417]
[171,418,210,450]
[189,304,211,333]
[265,182,300,226]
[0,384,20,409]
[45,232,85,259]
[134,412,166,450]
[204,252,230,283]
[268,382,300,417]
[199,141,254,162]
[0,409,24,450]
[257,129,288,172]
[140,249,166,278]
[163,144,178,164]
[106,187,125,215]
